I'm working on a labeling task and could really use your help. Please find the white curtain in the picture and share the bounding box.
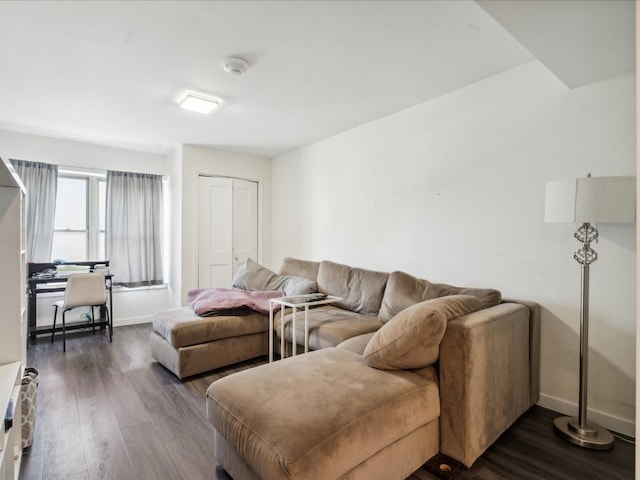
[10,159,57,262]
[106,170,163,287]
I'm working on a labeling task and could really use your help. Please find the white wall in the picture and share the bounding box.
[179,145,272,304]
[168,146,183,307]
[0,130,165,174]
[0,130,172,327]
[272,61,636,435]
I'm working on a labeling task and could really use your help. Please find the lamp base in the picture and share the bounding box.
[553,416,614,450]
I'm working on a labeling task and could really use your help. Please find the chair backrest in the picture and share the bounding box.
[63,272,107,309]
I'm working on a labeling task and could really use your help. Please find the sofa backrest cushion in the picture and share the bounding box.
[378,270,501,322]
[317,260,389,316]
[278,257,320,282]
[364,295,483,370]
[233,258,318,296]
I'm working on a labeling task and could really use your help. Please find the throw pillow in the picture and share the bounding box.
[232,258,318,296]
[363,295,483,370]
[378,270,501,322]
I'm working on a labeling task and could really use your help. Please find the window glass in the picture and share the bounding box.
[51,232,87,262]
[52,177,88,261]
[54,177,87,230]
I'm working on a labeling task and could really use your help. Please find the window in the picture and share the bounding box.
[51,172,106,262]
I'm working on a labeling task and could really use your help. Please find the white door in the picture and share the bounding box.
[232,178,258,275]
[198,176,258,289]
[198,176,233,288]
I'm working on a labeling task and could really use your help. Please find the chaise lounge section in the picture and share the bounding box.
[209,347,442,480]
[150,307,268,379]
[150,258,319,379]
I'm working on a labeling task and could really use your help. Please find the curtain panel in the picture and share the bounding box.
[106,170,163,287]
[10,159,57,262]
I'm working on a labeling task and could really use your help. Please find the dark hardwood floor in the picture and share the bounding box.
[19,323,634,480]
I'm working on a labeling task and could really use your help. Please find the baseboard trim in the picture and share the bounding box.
[113,316,152,328]
[538,393,635,438]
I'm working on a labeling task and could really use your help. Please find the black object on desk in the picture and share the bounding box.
[27,261,112,342]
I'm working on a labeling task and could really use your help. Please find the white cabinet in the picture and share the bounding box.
[0,363,21,480]
[0,157,26,480]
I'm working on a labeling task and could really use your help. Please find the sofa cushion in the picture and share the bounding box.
[317,260,388,316]
[278,257,320,282]
[206,348,440,480]
[152,307,268,348]
[364,295,483,370]
[233,258,317,296]
[275,305,383,350]
[379,270,501,322]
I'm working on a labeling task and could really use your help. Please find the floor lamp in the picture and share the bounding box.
[544,174,635,450]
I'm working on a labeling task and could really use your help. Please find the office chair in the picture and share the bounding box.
[51,272,112,352]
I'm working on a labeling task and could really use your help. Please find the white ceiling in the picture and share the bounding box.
[477,0,635,88]
[0,0,634,158]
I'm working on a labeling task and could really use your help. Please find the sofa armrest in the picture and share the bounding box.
[502,297,541,406]
[438,302,532,467]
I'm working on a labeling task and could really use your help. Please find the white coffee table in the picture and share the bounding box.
[269,294,342,362]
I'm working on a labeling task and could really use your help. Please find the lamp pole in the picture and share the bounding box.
[553,222,614,449]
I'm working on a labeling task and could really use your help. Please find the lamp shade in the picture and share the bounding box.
[544,176,635,224]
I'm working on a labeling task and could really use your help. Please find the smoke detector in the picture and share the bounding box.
[222,57,249,76]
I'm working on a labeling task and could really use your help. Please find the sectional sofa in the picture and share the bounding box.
[151,257,539,479]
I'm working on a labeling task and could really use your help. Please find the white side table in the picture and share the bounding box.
[269,294,342,362]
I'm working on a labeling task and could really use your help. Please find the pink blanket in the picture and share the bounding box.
[187,288,284,317]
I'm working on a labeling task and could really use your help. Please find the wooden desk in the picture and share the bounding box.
[27,262,112,342]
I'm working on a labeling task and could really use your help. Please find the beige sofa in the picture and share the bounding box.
[204,258,540,479]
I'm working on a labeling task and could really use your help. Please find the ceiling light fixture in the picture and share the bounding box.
[222,56,249,76]
[180,93,220,114]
